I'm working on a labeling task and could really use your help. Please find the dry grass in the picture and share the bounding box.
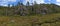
[0,13,60,26]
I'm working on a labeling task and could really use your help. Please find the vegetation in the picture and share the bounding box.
[0,1,60,26]
[0,13,60,26]
[0,2,60,16]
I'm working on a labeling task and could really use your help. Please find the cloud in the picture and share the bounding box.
[0,0,60,6]
[0,0,8,3]
[0,0,8,6]
[0,0,17,6]
[0,0,17,2]
[0,3,8,6]
[55,0,60,6]
[35,0,45,4]
[8,0,16,2]
[26,0,30,1]
[55,3,60,6]
[56,0,60,2]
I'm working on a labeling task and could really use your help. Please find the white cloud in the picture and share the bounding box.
[35,0,45,4]
[0,0,16,3]
[0,3,12,7]
[56,0,60,2]
[8,0,16,2]
[26,0,30,1]
[55,3,60,6]
[0,2,7,3]
[0,3,8,6]
[25,0,45,4]
[0,0,8,3]
[25,0,44,4]
[0,0,17,6]
[55,0,60,6]
[0,0,8,6]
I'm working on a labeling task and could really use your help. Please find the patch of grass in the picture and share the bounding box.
[0,13,60,26]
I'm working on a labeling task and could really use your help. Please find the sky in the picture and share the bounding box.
[0,0,60,6]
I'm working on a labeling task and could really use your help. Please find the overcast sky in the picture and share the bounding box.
[0,0,60,6]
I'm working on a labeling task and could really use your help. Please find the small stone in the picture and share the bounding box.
[10,20,15,23]
[42,12,46,15]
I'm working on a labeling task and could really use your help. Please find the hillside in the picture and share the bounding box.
[0,4,60,16]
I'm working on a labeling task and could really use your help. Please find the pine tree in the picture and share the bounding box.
[26,1,30,6]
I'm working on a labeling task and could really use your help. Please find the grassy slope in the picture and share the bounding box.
[0,13,60,26]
